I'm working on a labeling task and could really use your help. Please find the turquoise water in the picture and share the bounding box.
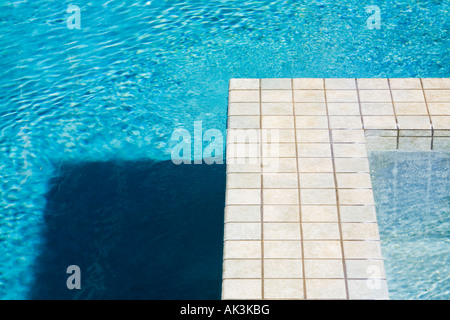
[369,152,450,300]
[0,0,448,299]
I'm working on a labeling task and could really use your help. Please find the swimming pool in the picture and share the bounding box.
[369,151,450,300]
[0,0,448,299]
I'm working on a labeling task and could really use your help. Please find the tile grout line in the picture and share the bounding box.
[420,78,434,150]
[259,79,265,300]
[324,78,350,300]
[292,78,308,300]
[355,78,365,129]
[387,79,400,150]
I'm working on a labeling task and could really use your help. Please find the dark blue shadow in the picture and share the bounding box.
[29,160,226,300]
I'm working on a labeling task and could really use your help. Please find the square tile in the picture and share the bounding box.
[305,279,347,299]
[264,279,304,299]
[421,78,450,89]
[264,259,303,278]
[294,90,326,103]
[293,78,324,89]
[264,206,300,222]
[343,241,382,259]
[365,136,397,151]
[227,158,261,173]
[227,189,261,205]
[332,130,366,143]
[301,189,337,205]
[228,116,261,129]
[389,78,421,89]
[340,206,378,222]
[428,103,450,115]
[263,158,297,173]
[329,116,363,129]
[333,144,368,157]
[325,78,356,89]
[264,189,299,205]
[261,78,292,90]
[301,206,338,222]
[304,260,345,278]
[434,137,450,151]
[227,143,260,159]
[359,90,391,103]
[424,90,450,102]
[299,173,335,188]
[394,102,428,115]
[336,173,372,188]
[224,223,261,240]
[262,129,295,143]
[391,90,425,102]
[263,173,298,188]
[227,128,261,144]
[327,103,360,115]
[229,90,260,102]
[264,223,301,240]
[223,240,261,259]
[294,103,327,115]
[262,116,295,129]
[431,116,450,129]
[303,241,342,259]
[347,280,389,300]
[262,103,293,115]
[302,223,340,240]
[229,103,260,116]
[363,116,397,129]
[262,90,293,103]
[225,206,261,222]
[223,260,262,278]
[296,116,329,129]
[227,173,261,189]
[346,260,386,279]
[334,158,370,173]
[357,78,389,90]
[230,79,260,90]
[341,223,380,240]
[297,130,330,143]
[361,103,394,115]
[298,158,334,172]
[397,116,431,130]
[338,189,375,205]
[398,137,432,151]
[222,279,262,300]
[264,241,302,259]
[298,143,332,157]
[262,144,296,157]
[326,90,358,103]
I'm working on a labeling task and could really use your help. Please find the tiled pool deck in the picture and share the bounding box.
[222,78,450,300]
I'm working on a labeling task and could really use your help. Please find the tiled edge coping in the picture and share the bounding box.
[222,78,450,300]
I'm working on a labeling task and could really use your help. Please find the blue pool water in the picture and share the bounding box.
[369,152,450,300]
[0,0,448,299]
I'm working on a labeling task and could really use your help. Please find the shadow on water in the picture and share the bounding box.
[29,160,226,300]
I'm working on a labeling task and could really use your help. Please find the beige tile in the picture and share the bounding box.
[262,144,296,157]
[264,241,302,259]
[261,78,292,90]
[294,90,326,103]
[340,206,378,223]
[344,241,382,259]
[342,223,380,240]
[222,279,262,300]
[299,173,335,189]
[295,116,328,129]
[428,103,450,115]
[224,223,261,240]
[298,143,331,157]
[361,103,394,115]
[229,90,260,102]
[397,116,431,130]
[394,102,428,115]
[424,90,450,102]
[225,206,261,222]
[227,189,261,205]
[227,128,260,144]
[306,279,347,299]
[263,158,297,173]
[264,189,299,205]
[264,206,300,222]
[264,279,304,299]
[228,116,260,129]
[391,90,425,102]
[263,173,298,188]
[327,103,360,115]
[297,130,330,143]
[264,223,301,240]
[294,103,327,115]
[227,158,261,173]
[359,90,391,103]
[293,78,324,89]
[262,103,293,115]
[223,240,261,259]
[365,136,397,151]
[302,223,340,240]
[325,78,356,89]
[389,78,421,89]
[348,279,389,300]
[230,79,260,90]
[421,78,450,89]
[326,90,358,103]
[431,116,450,129]
[262,129,295,143]
[227,173,261,189]
[303,241,342,259]
[338,189,375,205]
[346,260,386,279]
[357,78,389,90]
[262,116,294,129]
[332,130,366,143]
[398,137,432,151]
[334,158,370,173]
[302,206,338,222]
[329,116,363,129]
[333,144,368,157]
[227,143,259,159]
[229,103,260,116]
[301,189,337,205]
[264,260,303,278]
[223,260,262,279]
[262,90,292,103]
[304,260,345,278]
[336,173,372,188]
[363,115,397,129]
[298,158,334,172]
